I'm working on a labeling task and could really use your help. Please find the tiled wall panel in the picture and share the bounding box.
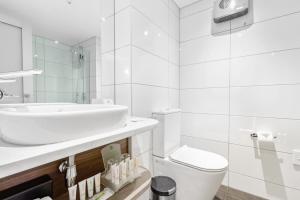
[180,0,300,198]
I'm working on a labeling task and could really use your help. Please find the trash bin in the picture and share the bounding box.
[151,176,176,200]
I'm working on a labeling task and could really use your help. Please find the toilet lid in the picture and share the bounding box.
[169,145,228,172]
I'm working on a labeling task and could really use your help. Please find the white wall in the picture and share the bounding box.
[180,0,300,199]
[32,36,73,102]
[112,1,180,199]
[0,13,33,103]
[113,0,180,173]
[0,21,23,103]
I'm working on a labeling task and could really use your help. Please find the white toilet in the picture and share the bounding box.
[152,109,228,200]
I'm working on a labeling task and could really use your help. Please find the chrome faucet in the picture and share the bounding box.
[0,89,20,100]
[0,89,3,100]
[59,155,77,187]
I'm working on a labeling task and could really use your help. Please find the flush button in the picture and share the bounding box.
[292,149,300,166]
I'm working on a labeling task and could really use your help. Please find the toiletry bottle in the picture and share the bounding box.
[68,184,77,200]
[94,173,101,193]
[115,163,120,185]
[87,176,94,198]
[134,157,139,175]
[125,157,130,177]
[121,161,127,182]
[78,179,86,200]
[111,164,116,184]
[129,158,134,177]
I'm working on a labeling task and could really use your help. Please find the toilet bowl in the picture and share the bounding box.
[152,109,228,200]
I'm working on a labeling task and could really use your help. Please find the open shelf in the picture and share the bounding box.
[56,167,151,200]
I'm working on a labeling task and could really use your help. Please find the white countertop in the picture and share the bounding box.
[0,117,158,178]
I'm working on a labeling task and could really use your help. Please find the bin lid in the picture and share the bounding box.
[151,176,176,196]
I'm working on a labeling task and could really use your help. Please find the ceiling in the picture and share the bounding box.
[0,0,101,45]
[174,0,201,8]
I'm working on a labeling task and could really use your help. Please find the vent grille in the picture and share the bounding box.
[219,0,232,9]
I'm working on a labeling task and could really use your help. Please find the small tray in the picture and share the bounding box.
[101,167,144,192]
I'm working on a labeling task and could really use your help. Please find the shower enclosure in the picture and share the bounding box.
[32,36,90,104]
[72,46,90,104]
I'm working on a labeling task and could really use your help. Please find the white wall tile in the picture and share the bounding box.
[231,49,300,86]
[114,0,180,176]
[169,10,180,41]
[115,8,131,49]
[132,47,169,87]
[181,135,228,159]
[100,16,114,53]
[132,9,169,60]
[222,172,229,186]
[180,1,300,198]
[169,38,180,65]
[169,0,180,18]
[115,84,132,115]
[132,84,169,117]
[180,60,229,89]
[180,34,230,65]
[180,9,212,41]
[101,51,114,85]
[229,172,300,200]
[230,85,300,119]
[182,113,229,143]
[132,0,169,33]
[252,0,300,23]
[101,85,114,100]
[100,0,114,18]
[168,89,179,108]
[180,88,229,114]
[115,0,130,12]
[115,46,131,84]
[230,116,300,154]
[180,0,214,18]
[168,64,179,89]
[231,13,300,57]
[161,0,169,7]
[230,144,300,190]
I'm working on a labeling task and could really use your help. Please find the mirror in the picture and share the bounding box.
[0,0,115,104]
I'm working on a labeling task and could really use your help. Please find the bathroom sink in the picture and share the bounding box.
[0,103,73,109]
[0,104,128,145]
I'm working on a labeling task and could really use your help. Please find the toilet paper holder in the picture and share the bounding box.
[250,132,277,140]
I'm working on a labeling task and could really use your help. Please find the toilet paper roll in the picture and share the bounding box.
[257,132,274,142]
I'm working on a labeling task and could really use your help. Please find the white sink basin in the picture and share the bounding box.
[0,103,74,109]
[0,104,128,145]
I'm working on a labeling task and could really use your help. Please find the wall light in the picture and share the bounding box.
[0,69,43,79]
[0,79,16,83]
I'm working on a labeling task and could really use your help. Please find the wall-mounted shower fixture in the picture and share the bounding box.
[213,0,249,23]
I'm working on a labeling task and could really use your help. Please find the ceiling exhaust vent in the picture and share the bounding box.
[213,0,249,23]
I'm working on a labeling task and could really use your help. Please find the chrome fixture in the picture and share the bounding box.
[0,89,19,100]
[0,79,16,83]
[0,69,43,79]
[0,89,4,100]
[59,155,77,187]
[213,0,249,23]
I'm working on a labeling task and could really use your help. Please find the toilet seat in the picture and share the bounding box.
[169,145,228,172]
